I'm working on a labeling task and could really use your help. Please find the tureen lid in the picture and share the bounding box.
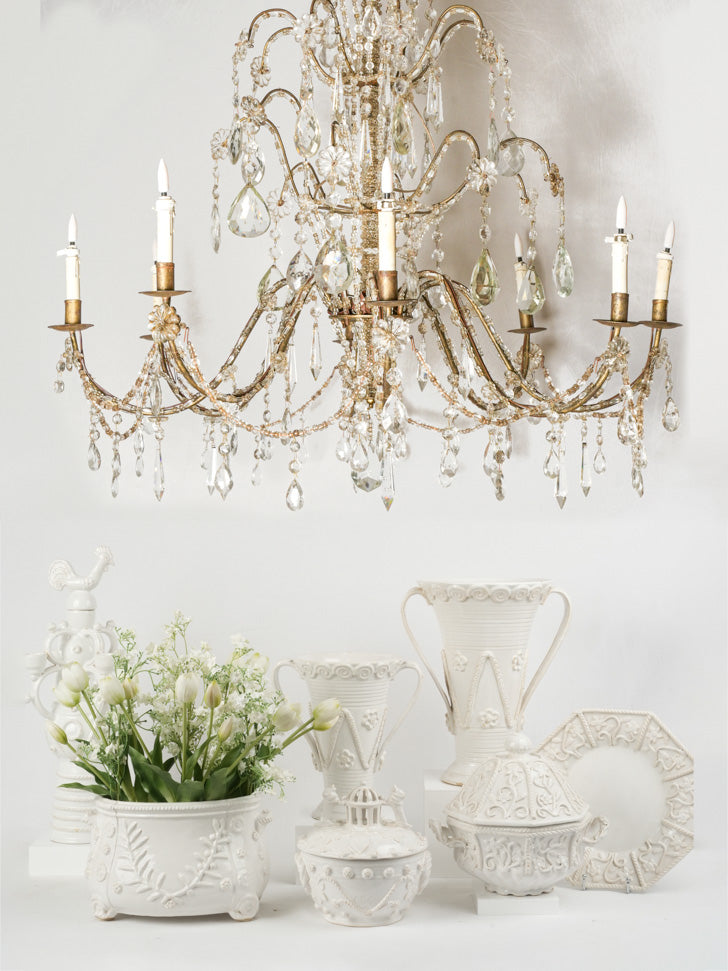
[298,786,428,860]
[446,734,589,827]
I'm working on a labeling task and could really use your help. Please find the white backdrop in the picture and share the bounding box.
[2,1,726,969]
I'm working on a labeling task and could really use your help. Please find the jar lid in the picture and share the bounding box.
[298,787,428,861]
[446,734,589,827]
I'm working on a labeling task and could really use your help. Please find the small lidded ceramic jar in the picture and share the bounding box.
[432,734,607,895]
[296,786,431,926]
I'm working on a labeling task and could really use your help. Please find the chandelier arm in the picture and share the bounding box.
[242,8,297,48]
[308,0,356,75]
[444,280,548,411]
[407,130,480,209]
[261,26,294,61]
[408,102,438,160]
[261,87,301,112]
[69,333,161,415]
[304,48,335,87]
[556,349,659,415]
[502,135,564,199]
[406,5,484,83]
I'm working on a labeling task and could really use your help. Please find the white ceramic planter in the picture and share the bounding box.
[273,653,420,819]
[86,795,271,920]
[402,580,571,784]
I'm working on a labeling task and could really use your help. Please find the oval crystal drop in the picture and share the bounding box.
[335,436,351,463]
[227,185,271,238]
[286,249,313,292]
[662,396,680,432]
[593,448,607,474]
[497,132,524,177]
[486,118,500,165]
[392,98,413,156]
[294,100,321,159]
[257,263,284,303]
[285,479,304,511]
[229,122,244,164]
[211,203,221,253]
[241,143,265,185]
[314,237,354,294]
[517,265,546,314]
[552,239,574,298]
[362,4,382,38]
[470,247,500,306]
[88,442,101,471]
[215,462,234,500]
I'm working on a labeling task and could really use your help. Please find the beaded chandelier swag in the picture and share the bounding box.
[52,1,681,510]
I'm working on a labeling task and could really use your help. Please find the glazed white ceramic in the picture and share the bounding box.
[273,653,421,820]
[430,736,606,895]
[27,547,118,844]
[296,786,431,926]
[401,579,571,784]
[86,794,271,920]
[537,709,694,891]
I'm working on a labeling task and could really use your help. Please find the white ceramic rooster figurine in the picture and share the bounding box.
[48,545,114,592]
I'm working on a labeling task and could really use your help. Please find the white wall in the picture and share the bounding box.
[2,0,726,964]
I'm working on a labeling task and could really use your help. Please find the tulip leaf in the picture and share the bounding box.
[60,782,109,796]
[151,736,165,769]
[129,747,180,802]
[177,781,205,802]
[204,767,234,801]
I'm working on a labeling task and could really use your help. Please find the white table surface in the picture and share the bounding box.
[2,844,725,971]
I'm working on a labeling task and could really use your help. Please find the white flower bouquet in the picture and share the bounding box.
[48,612,339,803]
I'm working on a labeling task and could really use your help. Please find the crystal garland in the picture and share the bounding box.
[52,0,680,510]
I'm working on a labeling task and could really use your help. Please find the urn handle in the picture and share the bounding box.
[400,587,453,720]
[378,661,422,766]
[272,660,323,767]
[517,587,572,726]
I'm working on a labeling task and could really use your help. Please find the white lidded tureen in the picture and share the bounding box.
[296,786,431,926]
[431,734,608,895]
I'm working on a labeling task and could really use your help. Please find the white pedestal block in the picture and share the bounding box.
[423,770,463,879]
[28,838,89,878]
[473,886,560,915]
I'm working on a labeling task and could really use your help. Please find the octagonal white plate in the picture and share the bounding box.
[536,709,693,891]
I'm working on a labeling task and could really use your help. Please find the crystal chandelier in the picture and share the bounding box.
[51,0,681,510]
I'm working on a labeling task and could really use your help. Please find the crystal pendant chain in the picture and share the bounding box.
[580,419,591,496]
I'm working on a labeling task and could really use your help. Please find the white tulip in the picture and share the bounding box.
[99,676,126,706]
[62,662,89,692]
[204,681,223,709]
[46,721,69,746]
[273,702,302,732]
[54,681,81,708]
[312,698,341,731]
[175,672,202,705]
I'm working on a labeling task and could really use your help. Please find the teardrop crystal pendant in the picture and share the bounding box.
[287,343,298,392]
[593,447,607,475]
[486,118,500,165]
[258,263,284,303]
[543,448,559,479]
[149,375,162,417]
[87,442,101,471]
[632,466,644,497]
[503,424,513,458]
[552,239,574,298]
[241,143,265,185]
[314,236,354,294]
[286,249,313,293]
[351,440,369,473]
[662,396,680,432]
[211,202,221,253]
[617,405,638,445]
[555,463,567,508]
[392,98,413,156]
[227,185,271,238]
[286,478,304,511]
[228,121,243,164]
[497,130,524,177]
[153,442,165,501]
[517,265,546,314]
[580,441,592,496]
[294,100,321,158]
[332,64,345,118]
[381,451,395,511]
[309,321,322,380]
[470,247,500,306]
[215,461,233,500]
[362,4,382,39]
[335,435,351,462]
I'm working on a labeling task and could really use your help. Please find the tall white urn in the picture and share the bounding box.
[273,653,421,820]
[401,580,571,785]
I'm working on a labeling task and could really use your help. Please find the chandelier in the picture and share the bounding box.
[51,0,681,511]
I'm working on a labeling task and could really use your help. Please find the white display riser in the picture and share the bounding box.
[423,769,465,879]
[28,838,89,878]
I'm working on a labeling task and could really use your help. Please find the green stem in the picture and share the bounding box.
[200,708,215,776]
[181,702,189,781]
[281,717,315,749]
[76,703,105,745]
[123,701,151,758]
